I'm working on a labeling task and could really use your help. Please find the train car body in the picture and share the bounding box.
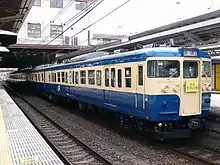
[27,47,211,140]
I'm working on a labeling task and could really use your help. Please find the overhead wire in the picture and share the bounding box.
[40,0,131,59]
[18,0,74,54]
[29,0,105,56]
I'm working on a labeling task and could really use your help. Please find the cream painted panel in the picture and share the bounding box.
[180,58,202,116]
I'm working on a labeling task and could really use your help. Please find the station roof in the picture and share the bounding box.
[55,10,220,61]
[0,0,34,33]
[95,9,220,54]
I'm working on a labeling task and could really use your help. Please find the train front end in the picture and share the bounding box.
[144,48,211,140]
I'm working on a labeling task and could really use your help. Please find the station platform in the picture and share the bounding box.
[210,93,220,117]
[0,86,64,165]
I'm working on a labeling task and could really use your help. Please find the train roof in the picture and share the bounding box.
[33,47,209,72]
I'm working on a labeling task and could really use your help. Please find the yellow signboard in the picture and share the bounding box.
[185,80,198,93]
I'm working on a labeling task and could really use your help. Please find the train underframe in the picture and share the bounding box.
[39,91,208,140]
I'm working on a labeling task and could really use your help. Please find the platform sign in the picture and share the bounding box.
[185,80,198,93]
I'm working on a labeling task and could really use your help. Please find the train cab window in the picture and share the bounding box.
[61,72,65,82]
[125,67,131,88]
[147,60,180,78]
[118,69,122,88]
[55,73,57,82]
[58,72,61,82]
[80,71,86,84]
[202,61,211,77]
[69,71,72,84]
[111,68,115,87]
[183,61,198,78]
[96,70,101,86]
[72,71,74,84]
[138,65,143,86]
[105,68,109,87]
[88,70,95,85]
[75,72,79,84]
[65,72,68,83]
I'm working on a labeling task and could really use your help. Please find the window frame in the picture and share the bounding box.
[80,70,86,84]
[33,0,41,6]
[125,67,132,88]
[138,65,143,86]
[50,24,63,38]
[202,61,211,77]
[50,0,63,8]
[117,69,122,88]
[183,61,199,79]
[27,23,41,38]
[88,70,95,85]
[147,60,180,78]
[111,68,116,87]
[105,68,109,87]
[96,70,102,86]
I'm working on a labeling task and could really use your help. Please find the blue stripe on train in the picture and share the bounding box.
[31,82,210,121]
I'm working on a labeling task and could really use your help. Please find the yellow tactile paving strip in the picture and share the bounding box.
[0,105,12,165]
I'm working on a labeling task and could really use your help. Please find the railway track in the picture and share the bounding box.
[4,85,113,165]
[171,143,220,165]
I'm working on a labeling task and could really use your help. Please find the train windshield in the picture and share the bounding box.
[147,60,180,78]
[202,61,211,77]
[183,61,198,78]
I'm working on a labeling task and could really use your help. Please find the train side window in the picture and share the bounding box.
[52,73,54,82]
[147,60,180,78]
[75,72,79,84]
[72,71,74,84]
[138,65,143,86]
[125,67,131,88]
[65,72,68,83]
[69,71,72,84]
[61,72,65,82]
[111,68,115,87]
[117,69,122,88]
[105,68,109,87]
[58,72,60,82]
[48,73,50,82]
[55,73,57,82]
[80,71,86,84]
[96,70,102,86]
[88,70,95,85]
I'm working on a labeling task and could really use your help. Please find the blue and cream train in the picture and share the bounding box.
[9,47,212,140]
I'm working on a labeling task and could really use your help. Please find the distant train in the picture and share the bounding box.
[7,47,212,140]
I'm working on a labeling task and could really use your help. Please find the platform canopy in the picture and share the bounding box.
[0,0,35,33]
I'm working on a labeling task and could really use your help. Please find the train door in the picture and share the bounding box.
[135,63,145,112]
[180,59,202,116]
[104,67,111,105]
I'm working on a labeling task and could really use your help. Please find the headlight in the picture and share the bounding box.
[163,85,170,93]
[173,85,180,92]
[206,84,212,91]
